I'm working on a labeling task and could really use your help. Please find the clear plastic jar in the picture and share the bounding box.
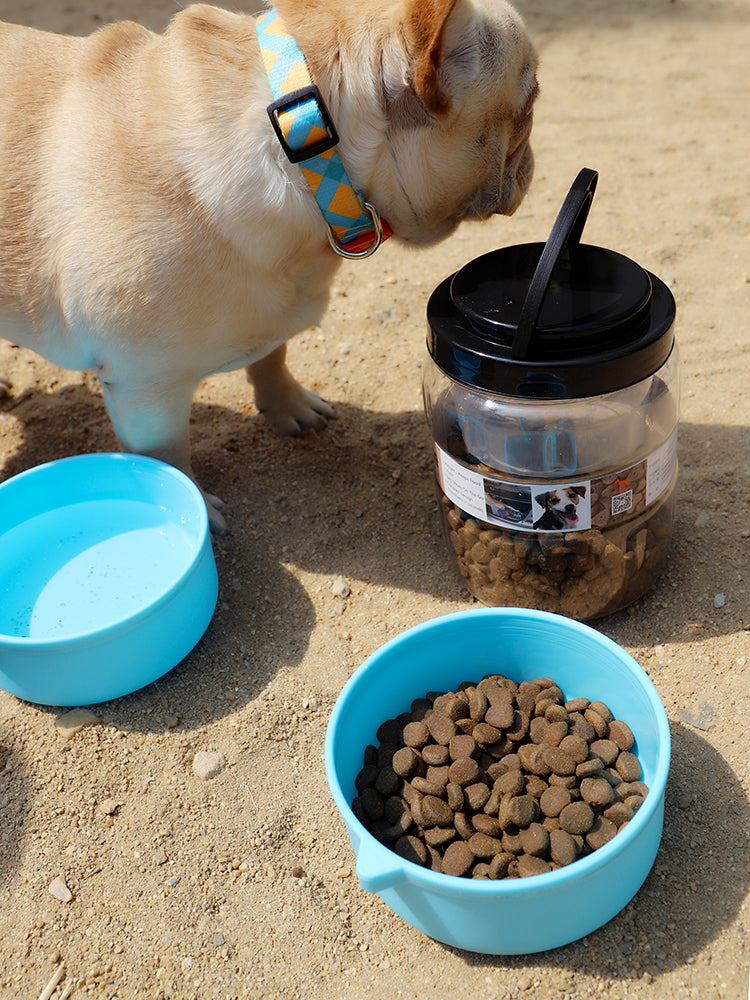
[423,348,680,619]
[423,169,680,619]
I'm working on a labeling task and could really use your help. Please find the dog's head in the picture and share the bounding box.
[296,0,538,245]
[534,486,586,526]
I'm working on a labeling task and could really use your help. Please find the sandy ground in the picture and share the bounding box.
[0,0,748,998]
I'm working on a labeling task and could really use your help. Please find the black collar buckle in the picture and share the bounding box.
[266,85,339,164]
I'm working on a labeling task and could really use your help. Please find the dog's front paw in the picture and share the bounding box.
[202,490,227,533]
[258,382,336,436]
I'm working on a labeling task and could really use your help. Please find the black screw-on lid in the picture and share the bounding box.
[427,169,676,399]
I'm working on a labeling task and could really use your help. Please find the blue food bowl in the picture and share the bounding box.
[324,608,670,954]
[0,453,218,706]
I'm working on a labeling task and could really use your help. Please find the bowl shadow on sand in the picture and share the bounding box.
[1,385,747,725]
[0,722,28,890]
[450,721,749,979]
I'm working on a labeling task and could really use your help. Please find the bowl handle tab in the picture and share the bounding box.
[355,837,406,893]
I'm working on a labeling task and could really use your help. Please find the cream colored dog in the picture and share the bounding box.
[0,0,537,528]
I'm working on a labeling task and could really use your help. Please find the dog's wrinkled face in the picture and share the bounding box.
[368,0,538,244]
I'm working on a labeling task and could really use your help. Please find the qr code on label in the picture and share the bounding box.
[611,490,633,516]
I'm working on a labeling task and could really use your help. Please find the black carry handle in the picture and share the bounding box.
[512,168,599,360]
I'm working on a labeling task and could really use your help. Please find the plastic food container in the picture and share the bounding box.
[324,607,670,955]
[423,169,680,619]
[0,453,218,706]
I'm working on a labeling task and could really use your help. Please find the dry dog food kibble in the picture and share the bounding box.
[440,487,674,620]
[352,674,649,880]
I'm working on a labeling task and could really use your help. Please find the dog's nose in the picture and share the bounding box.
[564,504,576,514]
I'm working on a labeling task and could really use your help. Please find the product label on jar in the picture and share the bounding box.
[434,429,677,533]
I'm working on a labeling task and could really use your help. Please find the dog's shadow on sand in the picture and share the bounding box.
[1,382,748,728]
[0,381,464,732]
[453,721,750,979]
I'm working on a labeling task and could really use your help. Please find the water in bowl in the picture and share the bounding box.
[0,499,197,639]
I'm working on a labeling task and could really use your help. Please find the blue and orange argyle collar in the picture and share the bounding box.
[255,9,391,259]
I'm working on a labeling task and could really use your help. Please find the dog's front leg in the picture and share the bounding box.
[99,377,227,532]
[246,344,335,436]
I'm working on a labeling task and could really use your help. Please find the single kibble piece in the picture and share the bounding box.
[549,828,578,867]
[448,756,481,787]
[360,787,384,821]
[421,795,454,827]
[446,782,465,812]
[495,770,526,796]
[588,700,614,723]
[603,801,634,828]
[505,711,530,742]
[559,801,595,835]
[520,822,549,857]
[426,765,450,788]
[449,734,478,760]
[427,715,458,746]
[559,734,590,764]
[584,708,609,739]
[355,764,378,791]
[585,815,619,850]
[422,743,450,766]
[516,854,552,878]
[454,811,475,840]
[616,751,642,782]
[580,776,615,808]
[411,776,446,798]
[565,697,590,714]
[485,700,515,731]
[394,835,427,866]
[589,739,620,767]
[542,746,577,777]
[392,747,421,779]
[539,785,572,818]
[473,722,503,747]
[507,794,539,828]
[442,840,475,877]
[424,825,455,846]
[469,832,505,858]
[576,757,603,778]
[609,719,635,751]
[489,852,515,879]
[376,718,403,745]
[472,814,503,838]
[469,688,489,722]
[464,782,491,811]
[403,721,430,748]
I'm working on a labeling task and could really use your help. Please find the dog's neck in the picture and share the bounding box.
[255,9,391,258]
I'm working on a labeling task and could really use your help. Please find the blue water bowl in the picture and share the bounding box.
[0,453,218,706]
[325,608,670,955]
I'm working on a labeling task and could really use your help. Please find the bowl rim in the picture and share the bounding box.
[0,452,211,649]
[324,606,671,896]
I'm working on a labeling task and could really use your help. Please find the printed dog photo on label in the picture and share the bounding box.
[532,484,590,531]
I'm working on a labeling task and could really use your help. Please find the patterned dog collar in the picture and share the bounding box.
[255,9,391,259]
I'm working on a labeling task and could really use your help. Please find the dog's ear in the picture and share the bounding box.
[534,492,550,507]
[381,0,481,124]
[405,0,457,115]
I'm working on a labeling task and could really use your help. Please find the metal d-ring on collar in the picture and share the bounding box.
[326,203,384,259]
